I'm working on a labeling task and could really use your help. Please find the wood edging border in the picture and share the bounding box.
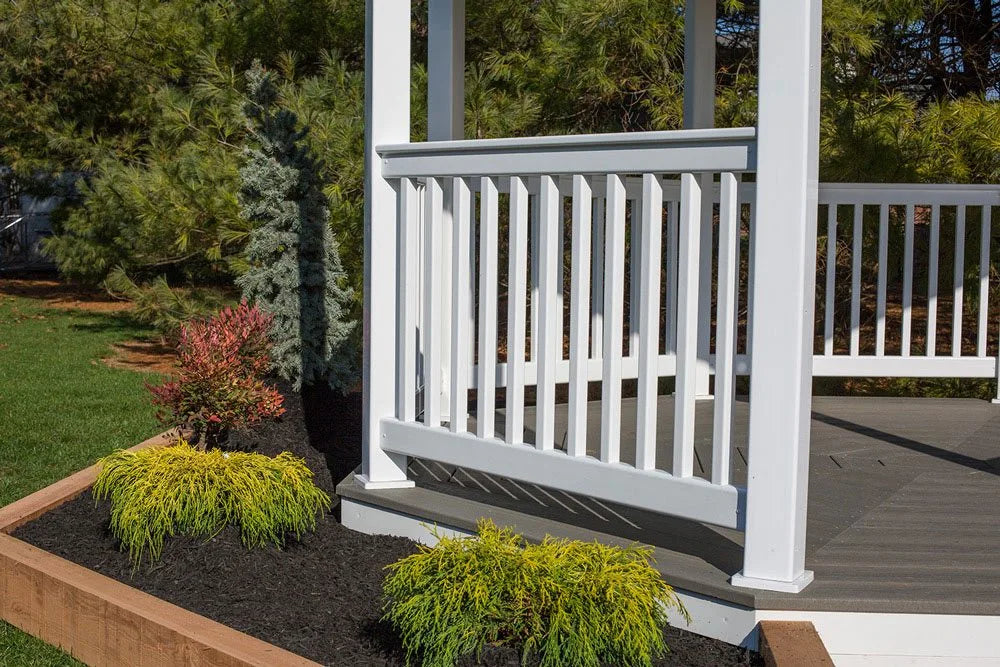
[759,621,834,666]
[0,430,180,534]
[0,429,321,666]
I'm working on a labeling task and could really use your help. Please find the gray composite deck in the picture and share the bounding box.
[337,396,1000,615]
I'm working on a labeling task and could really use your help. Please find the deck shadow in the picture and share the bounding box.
[811,409,1000,476]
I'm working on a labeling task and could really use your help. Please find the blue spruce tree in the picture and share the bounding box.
[238,62,357,391]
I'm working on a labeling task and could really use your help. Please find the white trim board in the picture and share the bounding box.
[379,418,745,529]
[831,658,1000,666]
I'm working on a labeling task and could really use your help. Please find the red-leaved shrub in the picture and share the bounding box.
[148,302,284,443]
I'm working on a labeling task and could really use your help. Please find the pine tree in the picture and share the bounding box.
[237,62,357,391]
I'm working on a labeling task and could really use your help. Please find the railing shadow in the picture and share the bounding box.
[811,409,1000,476]
[411,408,745,577]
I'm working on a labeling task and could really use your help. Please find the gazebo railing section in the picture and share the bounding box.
[812,184,999,380]
[367,124,1000,538]
[709,182,999,381]
[376,128,757,530]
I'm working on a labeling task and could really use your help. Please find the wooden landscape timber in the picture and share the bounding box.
[0,431,177,534]
[759,621,834,666]
[0,430,320,667]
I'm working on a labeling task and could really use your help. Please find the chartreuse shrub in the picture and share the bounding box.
[382,520,689,667]
[93,441,330,566]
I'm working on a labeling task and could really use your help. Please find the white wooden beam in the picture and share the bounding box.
[684,0,716,131]
[732,0,822,593]
[428,0,465,142]
[358,0,414,489]
[379,128,758,177]
[428,0,466,422]
[685,0,717,398]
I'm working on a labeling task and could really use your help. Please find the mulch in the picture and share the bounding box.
[13,382,760,666]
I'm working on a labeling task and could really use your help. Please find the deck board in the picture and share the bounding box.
[341,396,1000,614]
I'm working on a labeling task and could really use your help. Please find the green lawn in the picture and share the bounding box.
[0,289,163,666]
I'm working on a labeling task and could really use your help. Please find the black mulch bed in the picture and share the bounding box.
[14,383,760,667]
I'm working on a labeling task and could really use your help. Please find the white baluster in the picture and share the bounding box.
[506,177,530,444]
[928,205,940,356]
[850,204,863,357]
[673,173,702,478]
[568,175,593,457]
[530,194,540,362]
[536,175,561,451]
[876,204,889,356]
[902,204,915,357]
[600,175,627,464]
[423,177,444,427]
[712,173,739,485]
[666,200,680,355]
[629,196,643,357]
[449,177,472,433]
[824,204,837,356]
[953,205,966,357]
[397,178,420,422]
[636,174,664,471]
[477,177,499,438]
[979,206,992,357]
[590,197,606,359]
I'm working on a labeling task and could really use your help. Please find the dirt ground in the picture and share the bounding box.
[0,278,132,313]
[101,341,178,374]
[0,278,177,374]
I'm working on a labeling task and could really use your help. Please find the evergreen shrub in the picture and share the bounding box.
[382,520,689,667]
[237,62,358,391]
[93,441,331,565]
[147,302,284,443]
[103,268,229,341]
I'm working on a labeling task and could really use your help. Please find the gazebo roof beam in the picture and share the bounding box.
[684,0,717,131]
[428,0,465,141]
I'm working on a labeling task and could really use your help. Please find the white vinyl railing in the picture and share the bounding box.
[707,183,1000,381]
[813,184,999,380]
[369,126,1000,536]
[377,128,757,529]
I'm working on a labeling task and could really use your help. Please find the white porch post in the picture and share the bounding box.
[732,0,822,593]
[428,0,465,142]
[358,0,415,489]
[684,0,716,398]
[428,0,465,421]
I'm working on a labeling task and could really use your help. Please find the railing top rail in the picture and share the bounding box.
[378,127,757,179]
[377,127,757,156]
[819,182,1000,206]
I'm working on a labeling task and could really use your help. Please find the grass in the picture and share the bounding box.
[0,288,163,665]
[0,623,85,667]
